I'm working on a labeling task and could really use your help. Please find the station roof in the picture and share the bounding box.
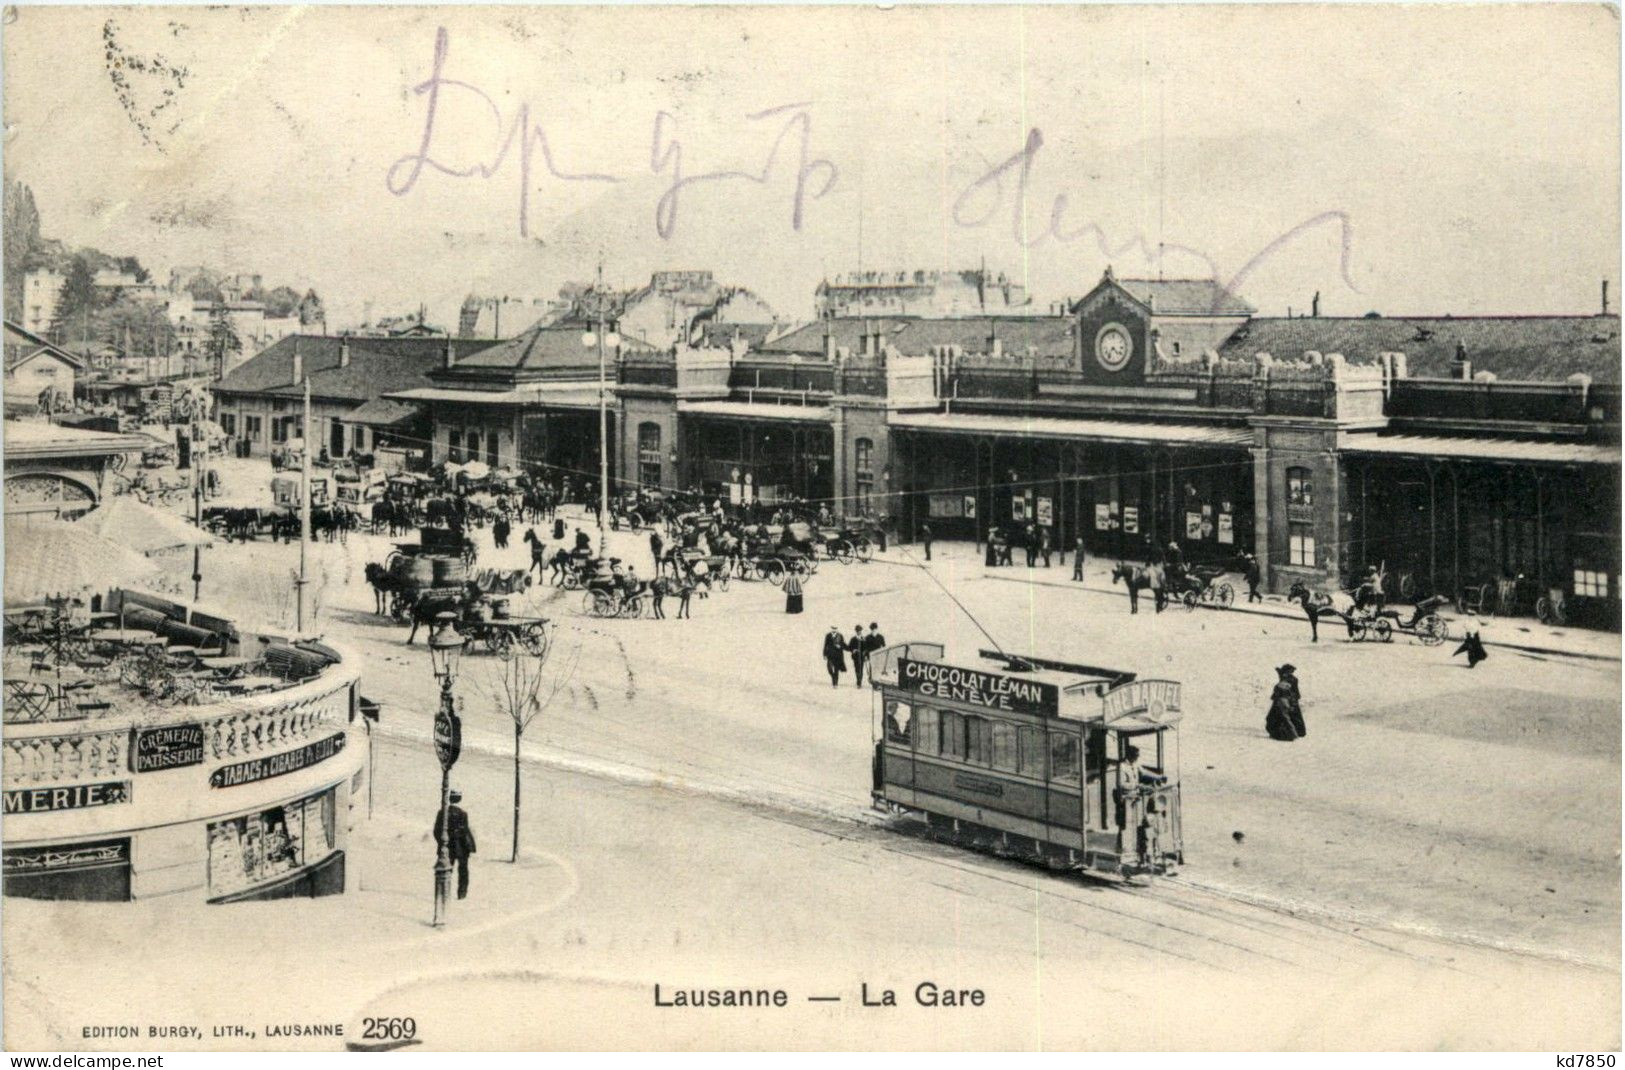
[3,419,151,460]
[888,410,1253,448]
[1341,432,1621,466]
[340,397,422,427]
[1218,315,1622,383]
[678,400,831,423]
[386,383,604,410]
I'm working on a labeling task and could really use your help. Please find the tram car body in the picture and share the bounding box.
[869,642,1184,878]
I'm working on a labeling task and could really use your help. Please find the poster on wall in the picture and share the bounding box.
[928,494,964,518]
[1186,511,1203,539]
[1218,513,1234,544]
[1036,497,1054,527]
[1011,498,1027,522]
[1123,506,1139,534]
[1095,503,1111,530]
[963,496,977,519]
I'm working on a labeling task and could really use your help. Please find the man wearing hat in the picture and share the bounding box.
[434,791,478,900]
[822,625,847,687]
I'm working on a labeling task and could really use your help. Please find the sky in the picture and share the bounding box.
[4,4,1620,329]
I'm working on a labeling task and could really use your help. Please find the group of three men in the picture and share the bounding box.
[821,622,887,687]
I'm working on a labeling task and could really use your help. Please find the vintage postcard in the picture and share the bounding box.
[0,2,1619,1054]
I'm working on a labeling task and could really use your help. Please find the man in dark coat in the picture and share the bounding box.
[864,622,886,661]
[1244,553,1262,603]
[434,790,477,899]
[848,624,868,687]
[1073,537,1086,581]
[822,626,847,687]
[650,531,665,573]
[920,522,933,562]
[1454,631,1488,668]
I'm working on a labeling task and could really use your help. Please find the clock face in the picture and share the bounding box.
[1095,323,1133,372]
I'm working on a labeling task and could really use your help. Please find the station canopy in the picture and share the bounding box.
[1341,432,1621,466]
[888,411,1253,448]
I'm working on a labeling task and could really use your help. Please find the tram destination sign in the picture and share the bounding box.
[209,733,346,788]
[897,658,1059,718]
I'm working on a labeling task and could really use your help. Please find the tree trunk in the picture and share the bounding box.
[512,723,522,863]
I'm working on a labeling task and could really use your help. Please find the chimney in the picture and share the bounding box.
[1311,291,1321,318]
[823,321,835,361]
[338,337,351,368]
[290,339,302,385]
[1604,279,1611,316]
[1450,340,1472,380]
[443,338,456,371]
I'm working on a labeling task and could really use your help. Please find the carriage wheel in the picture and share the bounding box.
[1181,589,1199,611]
[390,593,412,622]
[715,569,730,592]
[854,537,873,563]
[1417,614,1448,646]
[488,628,515,658]
[1535,596,1566,626]
[764,560,785,586]
[1399,572,1418,602]
[1216,583,1235,608]
[832,542,854,565]
[520,624,549,657]
[1350,618,1370,642]
[1372,618,1393,643]
[561,572,582,591]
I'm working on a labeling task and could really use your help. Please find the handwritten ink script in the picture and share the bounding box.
[386,29,1354,304]
[953,127,1359,313]
[386,28,837,241]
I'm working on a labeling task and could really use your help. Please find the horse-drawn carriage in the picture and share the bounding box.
[455,603,550,657]
[1170,565,1236,611]
[1287,580,1451,645]
[815,520,877,564]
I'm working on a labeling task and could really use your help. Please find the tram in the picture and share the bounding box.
[869,642,1184,879]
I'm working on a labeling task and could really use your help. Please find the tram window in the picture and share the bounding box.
[1018,727,1044,776]
[884,700,913,744]
[1085,729,1108,776]
[991,722,1018,772]
[965,716,994,766]
[1049,732,1081,782]
[914,707,939,755]
[940,710,964,759]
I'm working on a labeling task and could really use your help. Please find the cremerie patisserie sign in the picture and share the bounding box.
[897,658,1059,717]
[209,733,345,789]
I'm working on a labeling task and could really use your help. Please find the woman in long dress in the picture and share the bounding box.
[1265,664,1303,741]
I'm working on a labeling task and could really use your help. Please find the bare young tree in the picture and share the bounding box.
[474,625,581,862]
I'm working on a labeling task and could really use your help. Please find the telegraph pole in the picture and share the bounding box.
[295,376,312,632]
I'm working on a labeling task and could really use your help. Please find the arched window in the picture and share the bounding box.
[637,422,662,488]
[854,437,875,512]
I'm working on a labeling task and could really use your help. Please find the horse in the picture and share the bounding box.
[1286,581,1360,641]
[1111,562,1166,614]
[363,562,393,614]
[404,585,479,644]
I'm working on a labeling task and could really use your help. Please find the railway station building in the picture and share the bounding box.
[610,270,1621,626]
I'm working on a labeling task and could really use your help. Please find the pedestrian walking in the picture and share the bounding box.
[920,522,933,561]
[1244,553,1262,603]
[1264,665,1304,741]
[985,527,999,567]
[650,530,665,572]
[849,624,868,687]
[650,575,666,619]
[492,515,511,550]
[433,790,477,899]
[865,621,886,659]
[822,626,847,687]
[1040,527,1052,567]
[553,517,566,541]
[1072,537,1086,581]
[784,572,804,614]
[1453,630,1488,668]
[1024,524,1038,568]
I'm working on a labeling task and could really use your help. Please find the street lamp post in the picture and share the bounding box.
[580,275,618,557]
[427,614,465,928]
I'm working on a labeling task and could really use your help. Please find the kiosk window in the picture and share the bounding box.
[1049,732,1081,782]
[991,722,1018,772]
[914,706,939,755]
[1018,727,1045,776]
